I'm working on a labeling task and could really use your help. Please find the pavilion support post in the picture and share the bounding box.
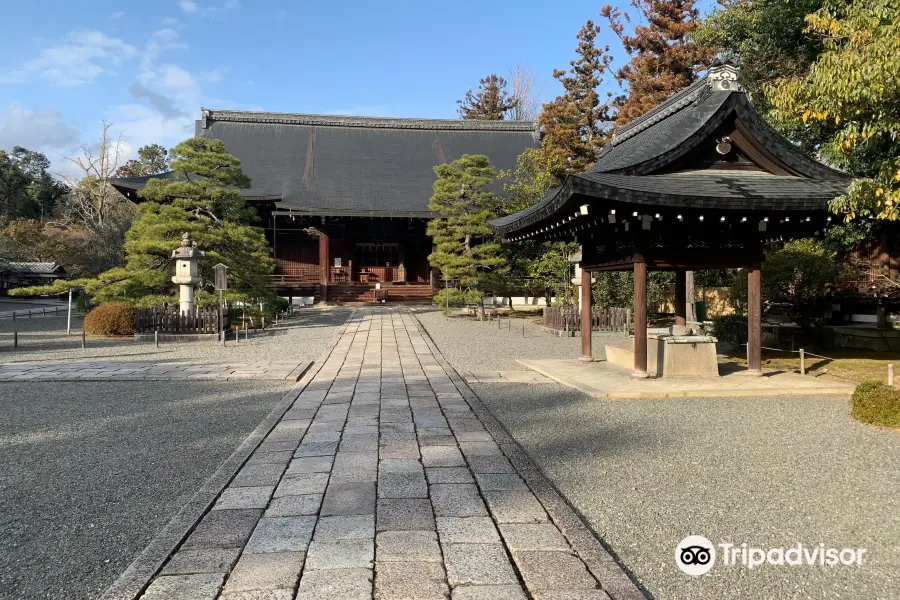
[747,263,762,375]
[674,269,687,327]
[318,231,330,302]
[633,259,649,378]
[580,267,592,362]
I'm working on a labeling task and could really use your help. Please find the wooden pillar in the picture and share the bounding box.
[580,267,592,362]
[318,232,330,285]
[747,263,762,374]
[674,269,687,327]
[685,270,696,322]
[633,259,648,377]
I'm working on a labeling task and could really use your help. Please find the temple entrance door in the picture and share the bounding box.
[355,243,403,282]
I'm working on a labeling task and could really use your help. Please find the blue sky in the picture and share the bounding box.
[0,0,714,175]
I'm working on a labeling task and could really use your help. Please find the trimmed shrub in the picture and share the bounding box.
[84,302,136,336]
[851,380,900,428]
[433,288,482,308]
[712,314,748,349]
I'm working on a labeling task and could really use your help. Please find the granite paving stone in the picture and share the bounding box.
[451,585,528,600]
[140,573,224,599]
[314,515,375,540]
[374,562,449,600]
[264,494,323,517]
[483,490,549,524]
[305,539,375,570]
[161,547,242,576]
[512,551,599,591]
[182,509,263,550]
[321,482,377,516]
[499,523,571,552]
[376,530,443,562]
[212,487,274,511]
[273,473,329,497]
[284,456,334,475]
[426,467,474,484]
[376,498,436,532]
[443,543,518,587]
[436,517,501,544]
[430,484,487,517]
[244,516,316,553]
[295,568,373,600]
[232,463,287,487]
[222,551,305,593]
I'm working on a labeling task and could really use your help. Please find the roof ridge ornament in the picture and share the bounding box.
[707,62,742,92]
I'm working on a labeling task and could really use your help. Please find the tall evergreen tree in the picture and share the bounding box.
[602,0,713,125]
[427,154,505,290]
[539,20,615,177]
[115,144,170,177]
[457,74,517,120]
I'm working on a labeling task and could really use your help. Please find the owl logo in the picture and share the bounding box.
[676,536,716,575]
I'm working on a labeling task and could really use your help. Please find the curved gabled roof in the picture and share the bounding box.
[490,64,851,237]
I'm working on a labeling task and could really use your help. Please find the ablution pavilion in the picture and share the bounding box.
[490,63,851,377]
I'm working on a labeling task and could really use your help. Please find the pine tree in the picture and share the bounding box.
[20,138,276,305]
[457,74,518,120]
[427,155,506,290]
[115,144,170,177]
[539,20,615,177]
[602,0,713,125]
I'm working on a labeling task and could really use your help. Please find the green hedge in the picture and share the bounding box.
[851,381,900,428]
[712,314,748,348]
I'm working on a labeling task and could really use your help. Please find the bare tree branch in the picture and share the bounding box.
[505,62,543,121]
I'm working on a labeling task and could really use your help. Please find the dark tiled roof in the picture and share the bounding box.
[0,260,64,275]
[490,171,848,232]
[187,110,537,215]
[490,64,851,236]
[109,111,538,215]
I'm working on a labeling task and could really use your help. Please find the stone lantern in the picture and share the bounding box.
[171,232,204,314]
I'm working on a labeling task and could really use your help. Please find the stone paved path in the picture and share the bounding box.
[137,309,638,600]
[0,361,307,381]
[464,371,553,384]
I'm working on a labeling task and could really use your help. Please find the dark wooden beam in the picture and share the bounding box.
[747,263,762,373]
[675,269,687,327]
[633,258,649,377]
[581,267,592,362]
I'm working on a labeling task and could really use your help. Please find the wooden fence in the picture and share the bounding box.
[543,306,631,332]
[134,305,232,334]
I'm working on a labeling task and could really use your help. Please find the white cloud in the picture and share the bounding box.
[109,11,126,20]
[177,0,240,19]
[200,66,229,84]
[0,103,82,169]
[162,16,183,26]
[179,0,199,14]
[0,30,137,87]
[161,65,197,92]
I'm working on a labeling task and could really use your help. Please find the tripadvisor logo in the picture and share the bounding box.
[676,535,716,576]
[676,535,868,576]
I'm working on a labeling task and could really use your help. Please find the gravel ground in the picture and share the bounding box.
[0,379,295,600]
[0,308,350,365]
[416,311,900,600]
[414,308,630,370]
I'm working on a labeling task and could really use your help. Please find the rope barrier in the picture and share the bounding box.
[742,343,836,362]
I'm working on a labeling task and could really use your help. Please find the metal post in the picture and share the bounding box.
[245,324,249,341]
[81,330,86,349]
[234,328,239,343]
[799,348,805,375]
[28,309,31,319]
[889,364,894,387]
[155,330,159,348]
[13,330,17,348]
